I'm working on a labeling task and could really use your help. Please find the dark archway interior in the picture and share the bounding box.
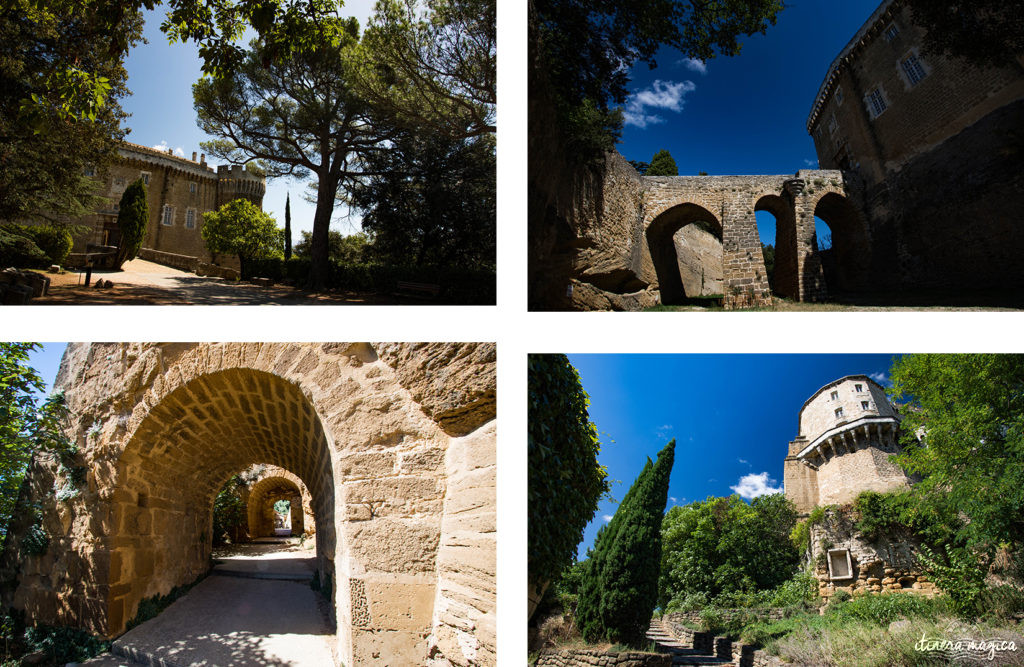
[755,194,798,299]
[646,203,723,305]
[108,368,337,635]
[248,475,305,538]
[813,192,871,294]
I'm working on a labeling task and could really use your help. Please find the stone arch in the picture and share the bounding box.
[107,368,338,638]
[246,470,313,538]
[754,194,798,299]
[645,203,724,305]
[809,192,871,293]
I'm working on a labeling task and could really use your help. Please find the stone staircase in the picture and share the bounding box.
[646,619,736,666]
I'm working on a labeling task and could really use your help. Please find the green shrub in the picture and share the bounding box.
[22,624,110,662]
[827,591,945,625]
[767,572,818,607]
[23,226,73,265]
[0,226,49,268]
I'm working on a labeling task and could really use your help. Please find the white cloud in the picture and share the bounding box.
[678,58,707,75]
[738,458,749,465]
[730,472,783,500]
[804,158,818,167]
[602,514,614,522]
[870,372,891,386]
[623,79,696,129]
[669,496,677,504]
[152,140,185,157]
[656,424,674,440]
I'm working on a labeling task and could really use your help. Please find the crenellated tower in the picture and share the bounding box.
[216,164,266,209]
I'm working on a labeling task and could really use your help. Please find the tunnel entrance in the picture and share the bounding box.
[646,203,724,305]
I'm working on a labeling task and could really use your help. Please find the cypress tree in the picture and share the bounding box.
[114,178,148,269]
[284,192,293,260]
[578,439,676,646]
[646,150,678,176]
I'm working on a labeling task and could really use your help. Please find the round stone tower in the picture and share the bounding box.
[784,375,911,514]
[216,164,267,209]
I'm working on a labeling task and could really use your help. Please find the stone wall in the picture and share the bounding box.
[659,615,785,667]
[809,506,938,603]
[798,376,896,440]
[534,649,671,667]
[0,343,496,667]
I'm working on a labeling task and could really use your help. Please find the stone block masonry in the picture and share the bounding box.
[0,343,495,667]
[535,649,672,667]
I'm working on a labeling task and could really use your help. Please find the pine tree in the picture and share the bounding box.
[647,150,678,176]
[284,192,292,260]
[578,439,675,646]
[114,178,148,269]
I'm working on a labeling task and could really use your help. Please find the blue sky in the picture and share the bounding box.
[566,354,898,558]
[119,0,375,238]
[26,344,67,398]
[615,0,880,245]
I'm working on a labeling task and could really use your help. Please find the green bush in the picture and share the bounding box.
[827,591,945,625]
[0,226,49,268]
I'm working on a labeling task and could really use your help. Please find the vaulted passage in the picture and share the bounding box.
[646,203,724,305]
[755,194,797,299]
[247,470,312,538]
[108,368,337,635]
[812,192,871,294]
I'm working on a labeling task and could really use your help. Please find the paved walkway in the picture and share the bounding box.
[81,541,333,666]
[34,258,386,305]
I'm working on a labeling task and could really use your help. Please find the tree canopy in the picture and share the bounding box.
[194,19,393,289]
[659,493,799,610]
[357,0,495,138]
[201,198,282,274]
[646,149,678,176]
[0,344,72,538]
[578,439,675,646]
[906,1,1024,68]
[294,230,369,264]
[0,0,142,222]
[528,355,610,593]
[529,0,784,158]
[890,354,1024,553]
[349,129,495,268]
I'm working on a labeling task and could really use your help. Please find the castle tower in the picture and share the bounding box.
[784,375,911,515]
[216,164,267,209]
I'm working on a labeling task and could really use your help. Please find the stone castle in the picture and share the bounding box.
[0,343,496,666]
[783,375,910,516]
[529,0,1024,310]
[783,375,934,602]
[77,141,266,267]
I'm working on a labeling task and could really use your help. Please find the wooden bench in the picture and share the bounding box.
[395,281,441,299]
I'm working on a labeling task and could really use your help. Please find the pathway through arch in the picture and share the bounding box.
[83,538,333,666]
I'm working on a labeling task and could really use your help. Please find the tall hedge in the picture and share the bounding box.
[528,355,610,594]
[579,439,675,646]
[114,178,148,269]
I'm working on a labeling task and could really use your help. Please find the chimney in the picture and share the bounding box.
[192,151,197,162]
[200,153,206,165]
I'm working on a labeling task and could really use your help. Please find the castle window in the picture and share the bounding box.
[161,205,174,226]
[189,182,197,194]
[84,166,96,177]
[835,407,844,418]
[866,87,888,119]
[884,23,899,42]
[861,401,870,410]
[185,208,196,229]
[828,113,838,136]
[901,53,927,86]
[835,86,843,106]
[830,390,839,401]
[140,171,151,185]
[827,549,854,581]
[855,384,863,392]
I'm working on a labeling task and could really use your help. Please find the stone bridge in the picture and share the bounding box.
[641,170,869,309]
[0,343,496,667]
[546,152,873,310]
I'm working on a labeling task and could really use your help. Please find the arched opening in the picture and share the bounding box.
[755,195,798,298]
[811,192,871,294]
[646,203,724,305]
[107,368,339,644]
[246,470,313,539]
